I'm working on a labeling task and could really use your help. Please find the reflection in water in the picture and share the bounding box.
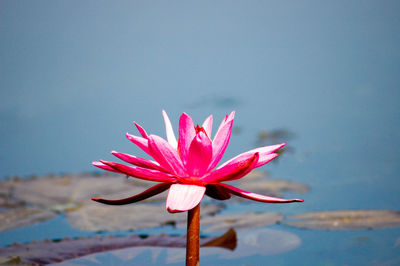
[48,228,300,265]
[0,229,237,265]
[201,228,237,250]
[203,228,301,258]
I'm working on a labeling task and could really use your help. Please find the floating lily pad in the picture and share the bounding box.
[236,179,309,198]
[284,210,400,230]
[0,207,56,232]
[67,202,223,232]
[0,229,236,265]
[184,212,283,232]
[0,174,163,211]
[256,128,296,145]
[0,256,22,265]
[241,170,269,180]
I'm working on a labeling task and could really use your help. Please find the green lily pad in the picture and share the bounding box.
[284,210,400,230]
[0,207,56,232]
[184,212,284,232]
[67,202,224,232]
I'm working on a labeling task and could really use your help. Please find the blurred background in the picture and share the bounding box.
[1,0,399,208]
[1,1,400,264]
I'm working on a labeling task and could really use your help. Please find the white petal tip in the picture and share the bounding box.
[166,184,205,213]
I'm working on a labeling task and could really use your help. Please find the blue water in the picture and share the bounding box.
[1,1,400,265]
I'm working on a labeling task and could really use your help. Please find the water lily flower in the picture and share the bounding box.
[92,111,303,213]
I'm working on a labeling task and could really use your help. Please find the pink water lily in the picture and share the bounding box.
[92,110,303,213]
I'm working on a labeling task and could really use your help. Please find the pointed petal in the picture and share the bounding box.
[100,160,176,182]
[92,161,120,173]
[215,114,228,133]
[166,184,206,213]
[126,133,150,155]
[256,153,279,168]
[178,112,196,166]
[162,110,178,149]
[202,115,213,138]
[218,143,286,169]
[92,182,172,205]
[111,151,165,171]
[217,183,304,203]
[205,184,231,200]
[186,131,213,177]
[134,122,149,139]
[208,111,235,170]
[148,135,186,176]
[202,153,259,183]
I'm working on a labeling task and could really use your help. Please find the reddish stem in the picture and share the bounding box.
[186,204,200,266]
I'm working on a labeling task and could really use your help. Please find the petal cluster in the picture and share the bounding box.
[93,111,303,213]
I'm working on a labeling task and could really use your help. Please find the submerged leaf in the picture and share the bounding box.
[0,174,157,209]
[0,174,166,231]
[284,210,400,230]
[190,212,283,232]
[67,202,223,232]
[237,179,309,198]
[0,207,56,232]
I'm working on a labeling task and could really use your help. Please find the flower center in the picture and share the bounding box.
[195,124,206,135]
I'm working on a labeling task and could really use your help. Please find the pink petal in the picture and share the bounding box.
[217,183,304,203]
[134,122,149,139]
[148,135,186,176]
[178,112,196,167]
[92,161,120,173]
[185,131,213,177]
[208,111,235,171]
[205,184,231,200]
[111,151,165,171]
[215,114,228,133]
[256,153,279,168]
[100,160,177,182]
[166,184,206,213]
[162,110,178,149]
[126,133,150,155]
[201,115,213,138]
[202,152,259,183]
[218,143,286,169]
[92,182,172,205]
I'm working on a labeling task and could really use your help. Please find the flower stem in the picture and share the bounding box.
[186,204,200,266]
